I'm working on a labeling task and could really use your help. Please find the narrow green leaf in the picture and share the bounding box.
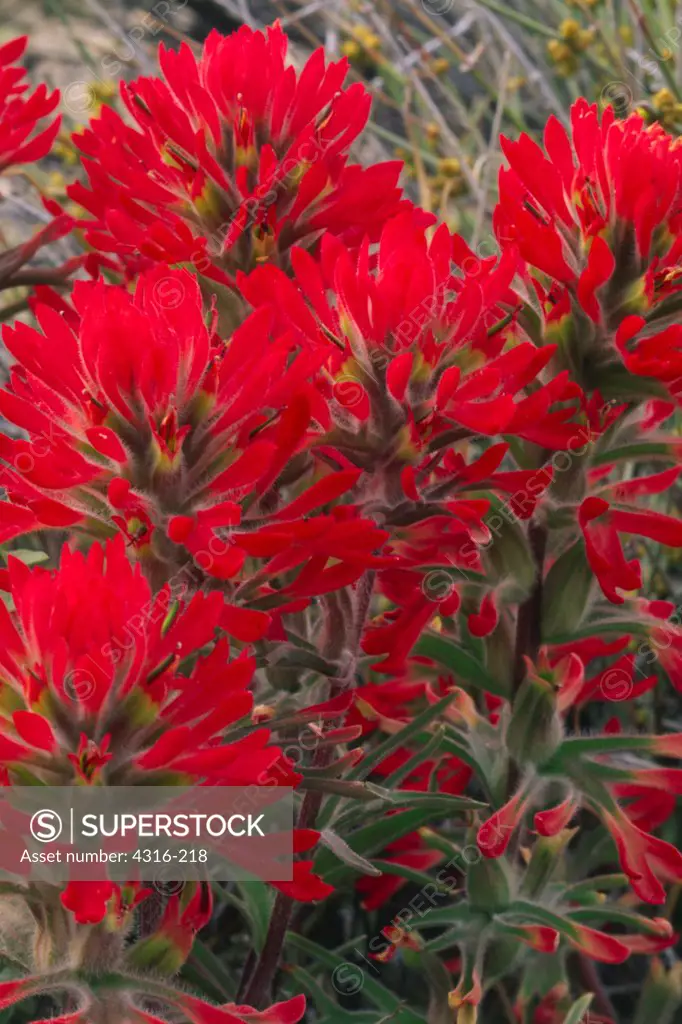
[382,727,446,789]
[234,882,275,952]
[368,859,453,893]
[320,829,382,877]
[542,541,595,638]
[562,993,593,1024]
[318,693,460,829]
[403,904,485,931]
[183,940,235,1002]
[285,933,427,1020]
[315,808,457,883]
[413,634,507,696]
[384,792,486,812]
[349,693,459,782]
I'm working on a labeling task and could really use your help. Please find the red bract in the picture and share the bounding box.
[0,537,293,788]
[601,808,682,904]
[176,994,306,1023]
[0,36,60,171]
[0,979,305,1024]
[2,17,682,1024]
[496,99,682,301]
[68,22,407,289]
[240,211,568,457]
[0,38,79,294]
[0,265,388,603]
[240,210,586,639]
[496,99,682,403]
[578,493,682,603]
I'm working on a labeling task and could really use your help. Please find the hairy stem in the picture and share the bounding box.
[240,571,376,1007]
[512,521,547,693]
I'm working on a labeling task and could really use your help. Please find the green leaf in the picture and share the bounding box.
[286,965,351,1018]
[3,549,49,566]
[562,874,627,902]
[315,808,457,884]
[406,903,485,932]
[351,693,459,781]
[422,927,473,955]
[592,442,678,466]
[385,791,485,812]
[320,829,382,877]
[504,900,581,942]
[382,727,446,789]
[562,993,593,1024]
[368,859,452,893]
[541,733,654,771]
[542,541,595,638]
[285,933,428,1021]
[183,939,235,1002]
[413,633,508,696]
[300,778,388,800]
[544,613,652,645]
[234,882,275,953]
[317,693,459,829]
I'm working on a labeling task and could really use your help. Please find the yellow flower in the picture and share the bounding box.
[559,18,582,40]
[90,79,117,102]
[437,157,461,177]
[341,39,361,62]
[652,88,682,127]
[430,57,450,76]
[342,25,381,68]
[653,87,676,111]
[547,39,578,75]
[46,171,67,196]
[557,19,595,53]
[53,138,79,166]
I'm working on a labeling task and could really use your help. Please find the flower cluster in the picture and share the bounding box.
[0,37,78,296]
[0,25,681,1024]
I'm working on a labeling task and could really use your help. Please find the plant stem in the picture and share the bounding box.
[576,952,618,1022]
[512,521,547,694]
[241,571,376,1006]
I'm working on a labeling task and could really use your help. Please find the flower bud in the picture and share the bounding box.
[634,959,682,1024]
[466,855,511,912]
[506,667,562,765]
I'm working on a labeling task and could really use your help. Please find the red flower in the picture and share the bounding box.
[178,994,306,1024]
[129,882,213,970]
[477,789,531,858]
[495,99,682,403]
[0,537,292,789]
[0,266,386,602]
[69,23,407,287]
[496,99,682,309]
[564,922,630,964]
[578,495,682,603]
[0,37,60,171]
[534,795,578,836]
[601,808,682,904]
[240,211,581,456]
[60,880,116,925]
